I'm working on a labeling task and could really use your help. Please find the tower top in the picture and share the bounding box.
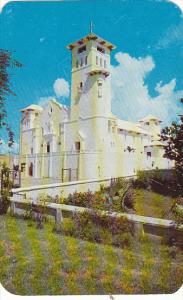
[66,26,116,51]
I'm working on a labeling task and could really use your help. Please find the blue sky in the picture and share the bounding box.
[0,0,183,152]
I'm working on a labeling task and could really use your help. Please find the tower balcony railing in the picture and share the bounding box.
[88,69,110,78]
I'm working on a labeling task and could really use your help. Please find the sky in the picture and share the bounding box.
[0,0,183,153]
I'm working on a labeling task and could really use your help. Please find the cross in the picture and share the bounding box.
[89,21,93,34]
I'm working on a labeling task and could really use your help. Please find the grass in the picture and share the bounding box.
[0,213,183,295]
[134,189,176,219]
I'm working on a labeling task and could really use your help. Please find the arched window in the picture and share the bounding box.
[85,56,87,65]
[47,143,50,153]
[75,141,80,152]
[98,80,103,98]
[81,57,83,67]
[100,58,103,67]
[96,56,98,65]
[29,163,33,177]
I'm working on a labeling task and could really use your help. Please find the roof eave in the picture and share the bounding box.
[66,33,116,50]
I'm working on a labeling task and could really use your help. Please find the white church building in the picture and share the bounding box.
[19,30,172,187]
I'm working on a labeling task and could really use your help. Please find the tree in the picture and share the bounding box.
[160,99,183,196]
[0,49,22,147]
[0,163,13,214]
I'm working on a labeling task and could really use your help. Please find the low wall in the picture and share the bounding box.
[12,177,132,202]
[142,169,174,181]
[10,197,183,245]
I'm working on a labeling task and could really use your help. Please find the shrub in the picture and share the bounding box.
[58,180,135,213]
[60,210,134,248]
[23,202,34,220]
[0,193,10,215]
[171,198,183,226]
[123,187,135,209]
[135,170,150,189]
[112,232,133,248]
[37,193,52,203]
[64,191,94,207]
[0,164,12,215]
[23,199,48,229]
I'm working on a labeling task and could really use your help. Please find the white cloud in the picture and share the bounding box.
[111,52,183,125]
[156,20,183,49]
[53,78,70,98]
[0,139,19,154]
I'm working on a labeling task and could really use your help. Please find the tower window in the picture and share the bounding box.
[80,57,83,67]
[80,82,83,89]
[96,56,98,65]
[97,46,105,54]
[31,147,33,154]
[76,60,79,68]
[85,56,87,65]
[108,120,111,133]
[147,152,151,157]
[100,58,103,67]
[47,143,50,153]
[78,45,86,54]
[98,80,103,98]
[75,141,80,151]
[29,163,33,177]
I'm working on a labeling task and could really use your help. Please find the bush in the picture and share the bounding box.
[37,193,52,203]
[112,232,133,248]
[62,180,135,213]
[0,194,10,215]
[0,163,12,215]
[60,210,134,248]
[135,170,151,189]
[22,200,48,229]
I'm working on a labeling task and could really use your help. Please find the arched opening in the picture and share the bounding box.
[98,79,103,98]
[47,143,50,153]
[75,141,81,152]
[29,162,33,177]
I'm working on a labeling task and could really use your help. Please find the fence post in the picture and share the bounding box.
[134,222,145,238]
[54,208,63,232]
[55,209,63,225]
[10,201,16,215]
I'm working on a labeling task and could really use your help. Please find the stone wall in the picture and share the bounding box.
[12,177,123,202]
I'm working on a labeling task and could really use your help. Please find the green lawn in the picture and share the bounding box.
[0,214,183,295]
[134,189,176,219]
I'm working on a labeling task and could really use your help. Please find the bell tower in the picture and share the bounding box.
[67,24,116,121]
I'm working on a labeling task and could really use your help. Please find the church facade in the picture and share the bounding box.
[19,31,172,187]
